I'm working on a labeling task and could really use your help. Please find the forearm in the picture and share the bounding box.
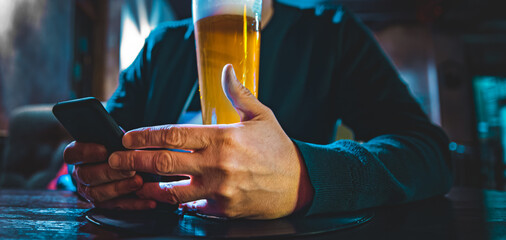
[294,131,452,215]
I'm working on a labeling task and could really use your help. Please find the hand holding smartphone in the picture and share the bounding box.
[52,97,175,183]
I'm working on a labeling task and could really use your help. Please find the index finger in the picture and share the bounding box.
[64,141,108,165]
[109,150,202,176]
[123,124,219,150]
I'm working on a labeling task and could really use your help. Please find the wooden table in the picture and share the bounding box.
[0,188,503,239]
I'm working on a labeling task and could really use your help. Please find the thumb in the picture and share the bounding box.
[221,64,267,122]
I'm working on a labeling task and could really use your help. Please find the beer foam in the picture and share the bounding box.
[193,0,262,22]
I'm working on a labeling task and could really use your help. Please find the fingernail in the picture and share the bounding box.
[148,201,157,209]
[130,178,142,190]
[222,65,237,98]
[109,154,120,169]
[123,134,133,148]
[227,65,237,84]
[122,170,135,178]
[227,64,236,77]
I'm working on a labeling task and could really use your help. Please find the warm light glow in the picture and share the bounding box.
[120,0,176,70]
[159,178,192,189]
[0,0,15,36]
[158,177,208,213]
[0,0,44,57]
[189,199,208,208]
[120,2,154,70]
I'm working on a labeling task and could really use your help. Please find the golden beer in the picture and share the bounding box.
[194,14,261,124]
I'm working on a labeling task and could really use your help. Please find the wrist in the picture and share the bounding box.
[293,143,314,213]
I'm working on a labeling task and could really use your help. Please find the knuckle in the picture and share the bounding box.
[103,167,117,182]
[74,166,93,186]
[76,183,86,198]
[118,169,135,179]
[217,163,233,178]
[163,126,186,148]
[126,153,136,170]
[145,127,157,145]
[264,107,275,118]
[222,205,239,218]
[138,128,150,145]
[114,181,123,196]
[77,167,91,185]
[215,155,235,177]
[154,152,173,174]
[220,128,238,146]
[216,184,235,200]
[64,142,107,164]
[224,210,238,219]
[164,187,182,204]
[89,190,103,203]
[63,142,75,163]
[64,142,85,164]
[82,186,98,202]
[72,166,80,182]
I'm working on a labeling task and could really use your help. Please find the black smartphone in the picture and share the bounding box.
[52,97,174,183]
[53,97,125,152]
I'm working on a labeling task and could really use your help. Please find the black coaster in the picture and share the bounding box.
[85,208,374,238]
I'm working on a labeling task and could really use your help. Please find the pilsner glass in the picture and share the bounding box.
[193,0,262,124]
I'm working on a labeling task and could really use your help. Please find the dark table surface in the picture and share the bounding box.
[0,187,503,239]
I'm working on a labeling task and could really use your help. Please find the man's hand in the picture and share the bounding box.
[109,65,314,219]
[63,142,156,210]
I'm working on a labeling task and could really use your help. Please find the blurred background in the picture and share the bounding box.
[0,0,505,190]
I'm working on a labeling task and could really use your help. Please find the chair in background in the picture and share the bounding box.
[0,105,71,189]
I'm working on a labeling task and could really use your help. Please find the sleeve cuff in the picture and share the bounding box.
[293,139,358,215]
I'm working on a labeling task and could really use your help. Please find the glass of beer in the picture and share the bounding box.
[193,0,262,124]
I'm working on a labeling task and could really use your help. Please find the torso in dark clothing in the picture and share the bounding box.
[113,3,358,144]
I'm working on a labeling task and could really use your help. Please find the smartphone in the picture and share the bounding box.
[52,97,177,183]
[53,97,125,152]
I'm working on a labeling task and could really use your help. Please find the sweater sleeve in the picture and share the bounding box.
[295,8,453,215]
